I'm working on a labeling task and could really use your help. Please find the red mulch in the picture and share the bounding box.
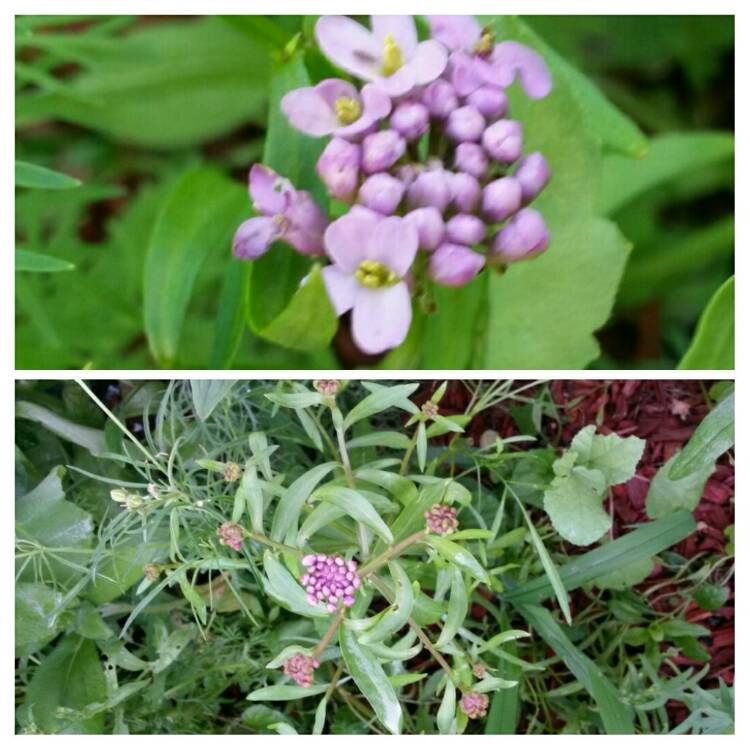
[418,379,735,720]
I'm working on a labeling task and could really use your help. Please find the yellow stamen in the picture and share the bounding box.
[334,96,362,125]
[381,33,403,77]
[474,30,494,56]
[354,259,399,289]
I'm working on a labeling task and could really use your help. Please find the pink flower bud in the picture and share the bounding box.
[217,521,244,551]
[404,207,445,252]
[514,151,550,203]
[407,169,452,212]
[429,243,485,287]
[446,105,486,142]
[425,503,460,535]
[390,101,430,141]
[482,177,522,222]
[450,172,482,213]
[361,129,406,174]
[445,214,486,245]
[454,143,488,179]
[482,120,523,163]
[358,173,405,215]
[460,692,489,719]
[421,79,458,118]
[282,653,320,688]
[490,208,550,262]
[466,86,509,119]
[316,137,361,202]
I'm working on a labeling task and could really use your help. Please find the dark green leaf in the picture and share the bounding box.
[679,276,734,369]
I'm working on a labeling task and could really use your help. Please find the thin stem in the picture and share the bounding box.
[399,429,419,475]
[313,607,347,660]
[245,530,301,556]
[359,530,426,577]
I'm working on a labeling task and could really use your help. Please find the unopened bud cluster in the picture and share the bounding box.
[301,553,361,612]
[460,691,489,719]
[425,503,459,535]
[283,653,320,688]
[217,521,244,551]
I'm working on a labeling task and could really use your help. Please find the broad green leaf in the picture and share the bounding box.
[16,248,75,272]
[209,259,248,368]
[669,392,733,481]
[437,680,456,734]
[516,604,634,734]
[313,486,393,543]
[679,276,734,369]
[693,583,729,612]
[270,462,337,541]
[313,696,328,734]
[338,625,403,734]
[262,550,328,618]
[16,401,106,455]
[543,466,610,546]
[15,160,81,189]
[360,561,413,644]
[344,383,420,430]
[190,380,237,421]
[143,168,247,367]
[16,18,271,148]
[152,625,196,673]
[645,451,715,520]
[592,556,654,591]
[15,582,66,657]
[569,426,645,485]
[242,466,265,533]
[354,468,418,506]
[435,567,468,648]
[347,431,412,451]
[266,391,324,409]
[247,684,329,701]
[21,635,106,734]
[425,535,489,585]
[485,621,522,734]
[473,675,518,693]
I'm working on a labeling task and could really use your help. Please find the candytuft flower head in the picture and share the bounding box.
[313,379,341,396]
[217,521,244,552]
[460,691,489,719]
[282,653,320,688]
[425,503,459,535]
[301,553,361,613]
[315,16,448,97]
[223,462,242,482]
[322,210,418,354]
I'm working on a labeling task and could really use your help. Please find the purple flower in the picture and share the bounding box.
[445,105,486,142]
[281,79,391,139]
[421,79,459,119]
[315,15,447,97]
[491,208,550,262]
[390,100,430,141]
[217,521,244,551]
[425,503,459,535]
[454,142,488,179]
[406,169,452,212]
[301,553,361,613]
[283,653,320,688]
[460,692,489,720]
[450,172,482,213]
[429,243,485,287]
[404,207,444,251]
[233,165,327,259]
[514,151,550,203]
[313,379,341,396]
[445,214,485,245]
[427,15,483,53]
[358,173,405,215]
[322,210,418,354]
[361,129,406,174]
[316,137,361,202]
[466,86,508,118]
[487,41,553,100]
[482,176,522,222]
[482,119,523,163]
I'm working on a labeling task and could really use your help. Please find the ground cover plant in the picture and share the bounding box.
[15,379,734,734]
[15,15,734,369]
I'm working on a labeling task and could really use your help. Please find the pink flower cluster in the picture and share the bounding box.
[460,691,489,719]
[233,15,552,355]
[301,553,361,612]
[217,521,244,551]
[283,653,320,688]
[425,503,459,535]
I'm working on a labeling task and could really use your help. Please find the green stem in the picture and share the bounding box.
[313,607,347,660]
[245,530,301,556]
[359,530,426,577]
[399,429,419,475]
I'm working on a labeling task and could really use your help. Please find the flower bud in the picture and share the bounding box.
[429,243,485,287]
[361,129,406,174]
[421,78,458,118]
[390,100,430,141]
[223,462,242,482]
[404,207,445,252]
[466,86,509,119]
[316,137,361,202]
[450,172,482,213]
[313,379,340,396]
[282,653,320,688]
[284,193,327,256]
[232,216,280,260]
[111,488,143,511]
[482,176,522,221]
[143,564,160,582]
[425,503,459,535]
[445,214,486,245]
[406,169,452,212]
[395,163,419,187]
[482,119,523,163]
[358,173,405,215]
[445,105,486,142]
[491,208,550,262]
[514,151,550,203]
[460,692,489,720]
[454,142,488,179]
[217,521,244,551]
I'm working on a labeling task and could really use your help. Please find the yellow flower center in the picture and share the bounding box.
[475,30,494,56]
[334,96,362,125]
[355,260,399,289]
[381,33,404,77]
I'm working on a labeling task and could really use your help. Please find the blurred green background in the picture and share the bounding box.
[15,15,734,369]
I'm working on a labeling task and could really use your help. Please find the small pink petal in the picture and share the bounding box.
[410,40,449,85]
[249,164,290,215]
[322,265,357,315]
[426,15,481,51]
[489,41,552,99]
[232,216,279,260]
[316,16,381,80]
[351,282,412,354]
[281,87,339,136]
[368,216,418,277]
[324,210,381,271]
[370,15,418,57]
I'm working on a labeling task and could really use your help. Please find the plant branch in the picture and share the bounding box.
[359,531,426,577]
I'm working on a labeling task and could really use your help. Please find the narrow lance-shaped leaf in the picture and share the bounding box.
[262,551,328,618]
[360,561,414,645]
[437,679,456,735]
[313,485,393,543]
[425,535,490,586]
[436,567,468,649]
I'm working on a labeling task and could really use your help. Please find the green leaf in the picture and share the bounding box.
[416,422,427,472]
[22,635,106,733]
[266,391,324,409]
[16,18,271,148]
[313,486,393,543]
[190,380,237,421]
[247,684,329,701]
[693,583,729,612]
[592,556,654,591]
[543,465,610,546]
[15,160,81,189]
[516,604,634,734]
[679,276,734,369]
[15,583,66,656]
[347,431,412,450]
[209,260,248,368]
[270,462,337,541]
[425,535,489,585]
[16,248,75,272]
[669,392,733,481]
[338,625,403,734]
[569,426,645,485]
[262,551,328,618]
[16,402,106,455]
[645,451,715,519]
[143,168,247,367]
[437,680,456,734]
[344,383,419,430]
[435,566,468,648]
[360,561,414,644]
